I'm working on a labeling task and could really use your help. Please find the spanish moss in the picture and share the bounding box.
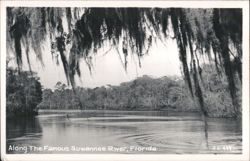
[6,7,242,118]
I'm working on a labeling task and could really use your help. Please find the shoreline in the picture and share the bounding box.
[38,109,199,113]
[37,109,240,119]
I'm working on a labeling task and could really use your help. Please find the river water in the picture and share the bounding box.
[6,110,242,154]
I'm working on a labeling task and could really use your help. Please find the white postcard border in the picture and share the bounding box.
[1,1,249,161]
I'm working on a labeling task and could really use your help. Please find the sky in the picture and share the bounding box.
[8,37,182,89]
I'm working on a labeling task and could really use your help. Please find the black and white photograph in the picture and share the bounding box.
[0,1,249,161]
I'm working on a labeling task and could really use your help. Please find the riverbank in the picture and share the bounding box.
[38,109,198,114]
[37,109,201,118]
[37,109,237,118]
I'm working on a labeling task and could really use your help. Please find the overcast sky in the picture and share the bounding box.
[9,34,182,89]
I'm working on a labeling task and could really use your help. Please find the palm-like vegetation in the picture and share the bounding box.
[7,7,242,117]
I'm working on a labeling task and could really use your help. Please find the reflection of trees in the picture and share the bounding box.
[7,117,42,140]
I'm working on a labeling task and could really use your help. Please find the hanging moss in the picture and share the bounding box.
[7,7,242,117]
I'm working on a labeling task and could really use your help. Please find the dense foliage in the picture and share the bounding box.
[6,68,43,118]
[201,64,241,117]
[7,8,242,118]
[38,75,195,111]
[38,65,241,117]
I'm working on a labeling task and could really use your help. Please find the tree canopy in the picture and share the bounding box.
[6,68,43,117]
[38,67,240,118]
[6,7,242,117]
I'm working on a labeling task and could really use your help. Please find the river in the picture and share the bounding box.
[6,110,242,154]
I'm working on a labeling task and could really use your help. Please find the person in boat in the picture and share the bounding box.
[66,114,70,120]
[66,113,89,121]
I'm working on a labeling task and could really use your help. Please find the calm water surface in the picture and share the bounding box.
[6,110,242,154]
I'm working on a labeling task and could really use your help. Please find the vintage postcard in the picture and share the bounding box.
[0,0,249,161]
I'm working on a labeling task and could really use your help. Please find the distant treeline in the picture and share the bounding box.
[38,75,196,111]
[38,65,241,117]
[6,68,43,118]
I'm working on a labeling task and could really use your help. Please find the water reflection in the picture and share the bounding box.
[7,117,42,140]
[6,111,242,154]
[7,117,42,153]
